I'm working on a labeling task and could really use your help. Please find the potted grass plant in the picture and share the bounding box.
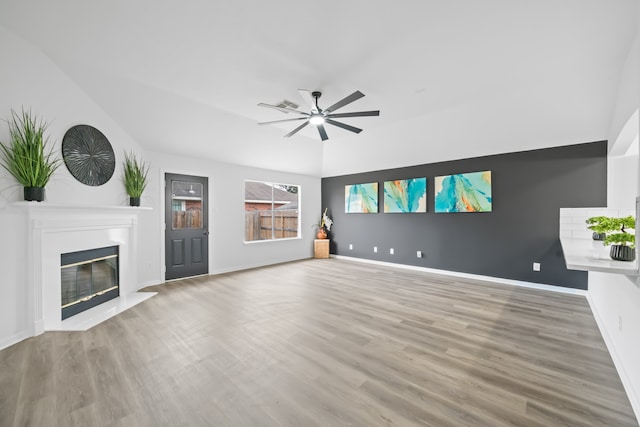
[0,109,61,201]
[586,215,636,261]
[123,151,149,206]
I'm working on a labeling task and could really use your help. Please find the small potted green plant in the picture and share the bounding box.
[0,109,61,201]
[123,150,149,206]
[586,215,636,261]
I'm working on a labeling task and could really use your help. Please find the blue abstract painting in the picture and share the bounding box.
[384,178,427,213]
[434,171,492,213]
[345,183,378,213]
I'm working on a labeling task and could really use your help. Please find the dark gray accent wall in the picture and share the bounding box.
[321,141,607,290]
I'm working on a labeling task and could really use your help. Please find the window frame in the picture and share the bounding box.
[243,180,301,243]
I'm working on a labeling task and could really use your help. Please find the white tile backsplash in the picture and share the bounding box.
[559,207,636,240]
[584,208,611,217]
[560,230,572,238]
[560,208,587,217]
[564,223,589,231]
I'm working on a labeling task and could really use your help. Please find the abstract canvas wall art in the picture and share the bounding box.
[383,178,427,213]
[345,182,378,213]
[434,171,492,213]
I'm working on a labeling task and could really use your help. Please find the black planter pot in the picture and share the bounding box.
[24,186,45,202]
[610,245,636,262]
[129,196,141,207]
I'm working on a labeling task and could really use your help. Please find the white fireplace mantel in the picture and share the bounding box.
[14,202,155,335]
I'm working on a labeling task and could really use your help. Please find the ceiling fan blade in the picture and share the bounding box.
[284,121,310,137]
[327,110,380,118]
[257,103,309,115]
[317,124,329,141]
[258,117,309,125]
[297,89,318,112]
[325,119,362,134]
[324,90,365,113]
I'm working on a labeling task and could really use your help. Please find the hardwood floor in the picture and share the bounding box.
[1,258,637,426]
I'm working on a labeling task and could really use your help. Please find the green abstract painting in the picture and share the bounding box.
[345,182,378,213]
[384,178,427,213]
[434,171,492,213]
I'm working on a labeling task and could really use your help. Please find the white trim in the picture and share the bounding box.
[333,255,588,296]
[244,199,293,205]
[210,256,312,276]
[244,236,302,244]
[138,279,163,288]
[0,329,32,351]
[586,293,640,423]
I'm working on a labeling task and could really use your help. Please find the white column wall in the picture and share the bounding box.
[0,26,145,349]
[587,11,640,421]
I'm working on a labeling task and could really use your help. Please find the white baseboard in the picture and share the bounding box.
[138,279,163,289]
[210,256,312,276]
[0,329,31,351]
[333,255,588,296]
[586,294,640,424]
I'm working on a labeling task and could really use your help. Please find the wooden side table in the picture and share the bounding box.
[314,239,330,259]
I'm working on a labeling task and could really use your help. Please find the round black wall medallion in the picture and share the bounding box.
[62,125,115,186]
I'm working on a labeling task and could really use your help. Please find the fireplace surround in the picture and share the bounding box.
[19,203,155,334]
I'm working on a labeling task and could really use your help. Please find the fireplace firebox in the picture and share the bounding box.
[60,246,119,320]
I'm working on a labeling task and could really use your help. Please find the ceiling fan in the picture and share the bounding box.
[258,89,380,141]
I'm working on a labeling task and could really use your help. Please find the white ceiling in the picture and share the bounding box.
[1,1,638,177]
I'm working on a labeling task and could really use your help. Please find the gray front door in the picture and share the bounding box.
[165,173,209,280]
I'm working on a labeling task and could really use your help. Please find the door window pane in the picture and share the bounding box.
[172,181,203,230]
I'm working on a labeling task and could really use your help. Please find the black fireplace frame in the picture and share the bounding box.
[60,246,120,320]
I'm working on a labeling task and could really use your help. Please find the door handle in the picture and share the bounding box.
[203,231,209,235]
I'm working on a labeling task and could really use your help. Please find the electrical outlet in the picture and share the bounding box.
[417,250,422,258]
[533,262,541,271]
[349,244,353,250]
[390,248,394,255]
[374,246,378,253]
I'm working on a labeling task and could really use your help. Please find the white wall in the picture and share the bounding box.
[0,25,145,348]
[137,150,320,287]
[588,13,640,421]
[609,154,638,208]
[0,26,321,349]
[0,26,145,206]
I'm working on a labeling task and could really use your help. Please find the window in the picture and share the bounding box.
[244,180,300,241]
[171,181,203,230]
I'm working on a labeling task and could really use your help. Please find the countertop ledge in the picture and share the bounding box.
[560,237,638,276]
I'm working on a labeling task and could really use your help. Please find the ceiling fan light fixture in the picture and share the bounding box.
[309,114,325,125]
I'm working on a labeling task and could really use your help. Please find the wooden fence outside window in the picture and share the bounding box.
[245,210,299,241]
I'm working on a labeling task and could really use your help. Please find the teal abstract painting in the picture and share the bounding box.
[345,183,378,213]
[384,178,427,213]
[434,171,492,213]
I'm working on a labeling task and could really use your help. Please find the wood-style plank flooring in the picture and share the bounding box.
[1,258,637,426]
